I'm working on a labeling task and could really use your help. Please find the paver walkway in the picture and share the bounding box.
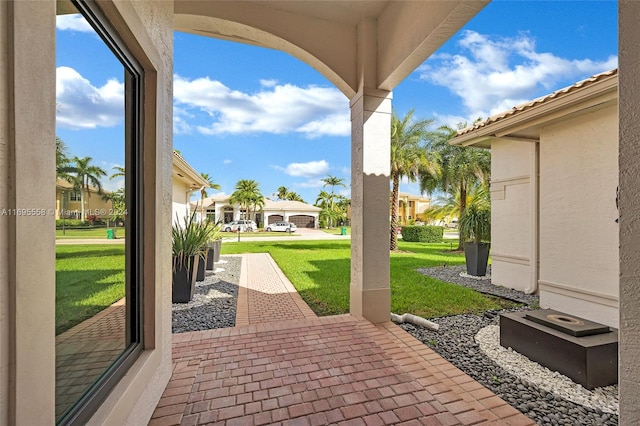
[151,253,534,425]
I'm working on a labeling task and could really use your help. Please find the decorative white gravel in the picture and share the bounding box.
[476,325,619,415]
[460,271,491,280]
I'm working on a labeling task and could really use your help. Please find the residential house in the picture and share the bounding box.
[394,192,431,225]
[451,69,618,328]
[172,150,210,223]
[4,1,640,424]
[55,178,113,220]
[194,196,322,228]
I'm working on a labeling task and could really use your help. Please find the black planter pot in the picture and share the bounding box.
[206,246,215,271]
[212,239,222,263]
[196,249,208,281]
[464,242,490,276]
[172,255,199,303]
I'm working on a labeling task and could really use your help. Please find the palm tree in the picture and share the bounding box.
[110,166,125,180]
[285,191,305,203]
[274,186,306,203]
[68,156,108,222]
[229,179,264,222]
[321,175,346,228]
[420,123,490,250]
[423,184,489,226]
[321,175,345,199]
[389,109,439,251]
[198,172,221,222]
[56,136,74,180]
[274,186,289,200]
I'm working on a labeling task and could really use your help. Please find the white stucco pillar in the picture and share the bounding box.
[349,88,392,323]
[619,2,640,423]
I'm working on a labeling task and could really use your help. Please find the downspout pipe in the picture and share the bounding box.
[525,141,540,294]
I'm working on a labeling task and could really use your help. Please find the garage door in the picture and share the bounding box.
[289,215,315,228]
[268,215,283,224]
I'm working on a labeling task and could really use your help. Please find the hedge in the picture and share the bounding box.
[400,225,444,243]
[55,219,106,228]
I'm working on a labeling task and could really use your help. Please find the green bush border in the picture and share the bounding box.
[401,225,444,243]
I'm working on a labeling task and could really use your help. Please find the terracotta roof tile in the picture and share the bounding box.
[456,69,618,137]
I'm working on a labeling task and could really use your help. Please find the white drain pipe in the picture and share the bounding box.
[391,313,439,331]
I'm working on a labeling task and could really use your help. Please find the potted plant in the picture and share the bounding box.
[459,203,491,276]
[172,211,212,302]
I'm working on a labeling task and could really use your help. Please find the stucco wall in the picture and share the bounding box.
[538,105,619,327]
[85,1,175,425]
[0,1,8,420]
[172,179,189,224]
[619,2,640,422]
[490,139,534,292]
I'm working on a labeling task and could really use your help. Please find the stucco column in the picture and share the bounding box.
[350,88,392,323]
[619,2,640,423]
[3,1,57,423]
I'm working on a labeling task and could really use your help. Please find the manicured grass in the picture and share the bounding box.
[56,227,125,239]
[56,244,125,334]
[321,226,351,235]
[222,240,513,318]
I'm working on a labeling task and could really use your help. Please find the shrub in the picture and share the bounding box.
[56,219,84,228]
[401,225,444,243]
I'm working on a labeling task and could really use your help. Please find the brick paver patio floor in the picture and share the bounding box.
[151,253,534,425]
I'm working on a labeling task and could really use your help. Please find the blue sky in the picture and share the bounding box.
[55,1,617,203]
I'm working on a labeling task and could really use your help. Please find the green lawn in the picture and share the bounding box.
[222,240,513,318]
[56,244,125,334]
[56,227,125,239]
[321,226,351,235]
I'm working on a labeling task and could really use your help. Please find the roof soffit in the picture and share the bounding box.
[174,0,487,97]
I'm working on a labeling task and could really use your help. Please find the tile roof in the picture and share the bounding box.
[456,69,618,137]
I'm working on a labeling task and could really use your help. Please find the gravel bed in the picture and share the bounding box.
[405,265,619,425]
[172,256,241,333]
[417,265,539,305]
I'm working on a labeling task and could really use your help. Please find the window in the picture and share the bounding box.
[409,201,414,207]
[55,1,144,424]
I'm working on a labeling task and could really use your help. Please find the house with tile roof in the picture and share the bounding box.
[172,150,210,223]
[193,196,322,229]
[451,69,619,328]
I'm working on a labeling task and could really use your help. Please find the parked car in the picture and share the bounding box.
[265,221,297,232]
[222,220,257,232]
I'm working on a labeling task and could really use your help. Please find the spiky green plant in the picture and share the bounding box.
[458,203,490,243]
[172,210,215,271]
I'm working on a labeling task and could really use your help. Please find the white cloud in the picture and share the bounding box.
[223,159,232,165]
[294,179,325,189]
[418,30,618,118]
[174,75,350,137]
[56,14,94,33]
[260,79,278,88]
[56,66,124,129]
[103,178,124,193]
[432,112,473,129]
[274,160,329,178]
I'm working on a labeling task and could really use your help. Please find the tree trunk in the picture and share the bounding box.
[80,184,86,222]
[390,173,400,251]
[457,182,467,251]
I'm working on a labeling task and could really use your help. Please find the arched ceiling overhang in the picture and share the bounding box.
[174,0,488,99]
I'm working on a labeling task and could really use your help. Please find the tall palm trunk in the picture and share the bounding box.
[80,187,86,222]
[390,173,400,250]
[457,181,467,251]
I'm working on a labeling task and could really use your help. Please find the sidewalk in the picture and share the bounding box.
[152,253,534,425]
